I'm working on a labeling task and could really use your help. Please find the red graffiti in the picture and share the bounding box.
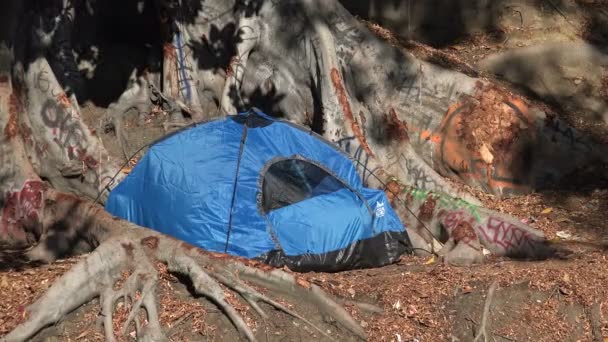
[479,217,537,251]
[76,149,99,169]
[1,180,47,242]
[441,210,477,244]
[385,108,409,142]
[442,211,470,230]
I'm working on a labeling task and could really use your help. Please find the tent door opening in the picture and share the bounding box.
[259,157,377,256]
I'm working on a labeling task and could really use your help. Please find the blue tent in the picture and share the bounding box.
[106,110,410,271]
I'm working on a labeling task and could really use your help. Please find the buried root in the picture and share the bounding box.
[3,229,365,342]
[472,280,499,342]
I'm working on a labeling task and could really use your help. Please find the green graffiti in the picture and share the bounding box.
[401,186,482,221]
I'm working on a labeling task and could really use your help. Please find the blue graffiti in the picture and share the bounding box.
[174,31,192,102]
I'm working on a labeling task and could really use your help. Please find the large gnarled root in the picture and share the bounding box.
[387,184,556,265]
[4,236,129,342]
[4,194,365,342]
[99,242,165,342]
[231,264,366,338]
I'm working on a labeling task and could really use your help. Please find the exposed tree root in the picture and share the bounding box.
[101,77,159,161]
[148,83,198,122]
[587,302,604,342]
[207,268,336,340]
[218,257,366,338]
[3,193,365,342]
[473,280,499,342]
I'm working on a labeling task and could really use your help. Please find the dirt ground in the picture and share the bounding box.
[2,5,608,342]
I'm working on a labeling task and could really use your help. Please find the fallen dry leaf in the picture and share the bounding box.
[424,256,436,265]
[541,207,553,215]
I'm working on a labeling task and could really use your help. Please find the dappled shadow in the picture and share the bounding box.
[476,42,608,196]
[72,0,163,107]
[236,0,265,18]
[582,9,608,47]
[341,0,608,49]
[556,0,608,48]
[0,247,44,272]
[0,1,24,51]
[539,193,608,249]
[39,206,98,261]
[349,0,608,199]
[187,14,290,117]
[340,0,505,48]
[0,198,99,271]
[157,0,203,25]
[189,23,239,72]
[238,83,287,118]
[271,0,314,52]
[0,0,163,107]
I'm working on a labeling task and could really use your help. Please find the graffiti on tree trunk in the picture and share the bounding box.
[36,69,103,187]
[393,186,542,255]
[402,186,481,220]
[164,35,196,104]
[41,99,87,161]
[335,136,377,184]
[396,154,442,193]
[437,209,541,254]
[544,116,592,152]
[441,210,478,245]
[479,216,540,253]
[1,180,47,244]
[336,134,449,193]
[432,94,536,196]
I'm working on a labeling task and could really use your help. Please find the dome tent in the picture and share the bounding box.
[105,109,411,271]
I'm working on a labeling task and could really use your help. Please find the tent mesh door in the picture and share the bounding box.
[260,159,348,213]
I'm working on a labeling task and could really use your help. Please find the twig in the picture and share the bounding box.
[545,0,577,29]
[336,298,384,314]
[148,83,196,117]
[505,6,524,28]
[544,286,559,303]
[466,315,479,325]
[167,311,194,336]
[465,315,479,336]
[494,333,521,342]
[473,280,499,342]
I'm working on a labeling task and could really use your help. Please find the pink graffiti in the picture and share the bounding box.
[479,217,538,251]
[1,180,47,242]
[442,211,472,231]
[441,210,478,244]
